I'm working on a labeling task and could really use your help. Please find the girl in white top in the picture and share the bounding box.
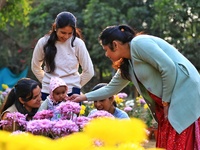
[31,11,94,100]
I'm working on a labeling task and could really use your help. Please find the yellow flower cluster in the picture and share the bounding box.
[114,95,124,104]
[2,84,9,90]
[0,118,163,150]
[79,105,86,115]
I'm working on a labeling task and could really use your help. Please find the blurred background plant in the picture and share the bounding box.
[116,93,157,128]
[1,0,199,97]
[80,92,158,129]
[0,84,11,107]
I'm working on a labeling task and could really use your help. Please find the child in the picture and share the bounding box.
[37,77,68,120]
[88,83,129,119]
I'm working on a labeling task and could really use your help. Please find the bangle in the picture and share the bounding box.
[162,101,169,107]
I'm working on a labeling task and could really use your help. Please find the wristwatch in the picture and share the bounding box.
[162,101,169,107]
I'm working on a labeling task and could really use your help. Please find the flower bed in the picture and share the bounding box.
[81,93,157,128]
[0,117,162,150]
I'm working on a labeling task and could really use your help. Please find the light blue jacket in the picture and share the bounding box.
[86,35,200,134]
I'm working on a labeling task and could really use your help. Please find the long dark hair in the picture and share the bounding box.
[0,78,41,119]
[43,11,82,73]
[99,24,141,81]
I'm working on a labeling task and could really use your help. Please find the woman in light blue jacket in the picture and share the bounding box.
[69,24,200,150]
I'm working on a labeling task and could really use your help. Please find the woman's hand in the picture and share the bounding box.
[68,94,87,103]
[163,105,169,120]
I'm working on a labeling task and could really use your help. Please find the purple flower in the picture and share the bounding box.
[4,112,27,128]
[0,120,11,127]
[74,116,91,129]
[51,120,79,137]
[2,88,11,97]
[6,112,26,120]
[88,110,115,119]
[139,98,146,104]
[117,92,128,99]
[26,119,53,135]
[57,101,81,113]
[33,110,54,120]
[124,106,133,112]
[56,101,81,120]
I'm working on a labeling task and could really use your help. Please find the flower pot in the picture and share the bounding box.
[147,127,158,140]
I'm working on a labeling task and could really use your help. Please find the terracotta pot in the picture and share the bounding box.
[154,129,158,140]
[147,127,158,140]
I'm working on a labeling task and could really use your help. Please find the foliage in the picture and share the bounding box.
[0,43,31,74]
[0,0,33,73]
[28,0,87,39]
[151,0,200,69]
[0,0,199,88]
[82,0,154,81]
[117,94,157,128]
[0,0,32,30]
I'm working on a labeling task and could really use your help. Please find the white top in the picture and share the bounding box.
[31,36,94,94]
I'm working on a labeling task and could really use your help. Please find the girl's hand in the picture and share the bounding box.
[68,94,87,103]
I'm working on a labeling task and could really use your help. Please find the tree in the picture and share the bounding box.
[83,0,153,82]
[151,0,200,69]
[0,0,32,29]
[0,0,32,74]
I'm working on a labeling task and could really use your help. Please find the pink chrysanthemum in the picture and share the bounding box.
[117,92,128,99]
[3,112,27,128]
[26,119,53,135]
[74,116,91,129]
[33,110,54,120]
[51,119,79,137]
[124,106,133,112]
[56,101,81,120]
[88,110,115,119]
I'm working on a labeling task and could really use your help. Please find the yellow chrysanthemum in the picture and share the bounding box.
[81,105,86,110]
[2,84,9,90]
[116,142,145,150]
[80,109,85,115]
[144,104,148,109]
[0,131,53,150]
[92,146,116,150]
[114,95,124,104]
[83,118,147,146]
[54,132,92,150]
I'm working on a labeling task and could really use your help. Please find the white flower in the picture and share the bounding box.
[125,99,134,107]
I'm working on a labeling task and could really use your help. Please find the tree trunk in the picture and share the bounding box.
[0,0,6,10]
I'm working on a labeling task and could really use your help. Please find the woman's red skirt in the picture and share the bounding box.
[149,92,200,150]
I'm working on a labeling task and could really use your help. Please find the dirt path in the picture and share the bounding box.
[143,139,156,149]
